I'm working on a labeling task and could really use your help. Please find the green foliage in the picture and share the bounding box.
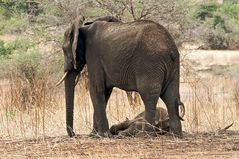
[0,0,43,17]
[194,3,218,20]
[0,15,26,34]
[0,38,35,58]
[0,38,43,79]
[219,2,239,19]
[0,0,45,34]
[0,0,27,17]
[194,2,239,26]
[0,40,8,56]
[193,2,239,49]
[0,37,62,77]
[8,38,35,52]
[11,49,44,79]
[0,1,26,34]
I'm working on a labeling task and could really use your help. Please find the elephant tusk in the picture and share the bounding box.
[75,74,80,86]
[55,72,68,87]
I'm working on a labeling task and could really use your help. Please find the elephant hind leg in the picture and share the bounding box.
[160,80,182,137]
[139,86,161,131]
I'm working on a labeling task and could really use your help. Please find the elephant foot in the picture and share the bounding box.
[169,123,183,138]
[89,129,98,137]
[98,131,113,138]
[67,127,75,137]
[170,129,183,138]
[89,130,112,138]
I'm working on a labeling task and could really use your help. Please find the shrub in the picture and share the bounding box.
[0,0,43,17]
[194,3,218,20]
[0,40,10,57]
[193,2,239,49]
[0,38,35,59]
[4,47,57,112]
[0,15,27,34]
[0,1,26,17]
[0,34,64,110]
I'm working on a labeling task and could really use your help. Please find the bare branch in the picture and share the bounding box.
[128,0,136,20]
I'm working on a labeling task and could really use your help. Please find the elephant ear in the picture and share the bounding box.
[71,16,84,69]
[63,16,84,70]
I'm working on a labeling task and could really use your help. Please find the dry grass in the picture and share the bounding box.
[0,50,239,158]
[0,132,239,159]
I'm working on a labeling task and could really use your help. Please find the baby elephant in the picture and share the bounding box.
[110,106,185,137]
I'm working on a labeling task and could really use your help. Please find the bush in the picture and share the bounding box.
[10,50,43,80]
[193,2,239,49]
[0,33,63,112]
[194,3,218,20]
[0,1,26,17]
[0,0,43,17]
[0,38,35,58]
[0,16,26,34]
[0,2,28,34]
[4,47,56,112]
[0,40,9,57]
[0,0,45,34]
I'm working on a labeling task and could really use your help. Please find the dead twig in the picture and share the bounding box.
[216,122,234,134]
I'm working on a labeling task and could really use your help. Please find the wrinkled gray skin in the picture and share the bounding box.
[62,15,184,137]
[110,107,170,136]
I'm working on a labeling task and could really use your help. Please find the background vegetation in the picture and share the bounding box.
[0,0,238,140]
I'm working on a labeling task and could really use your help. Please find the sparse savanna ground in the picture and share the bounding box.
[0,131,239,159]
[0,48,239,158]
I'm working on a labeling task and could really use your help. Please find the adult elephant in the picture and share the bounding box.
[58,16,184,137]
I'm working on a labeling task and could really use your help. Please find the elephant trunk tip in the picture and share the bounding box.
[67,126,75,137]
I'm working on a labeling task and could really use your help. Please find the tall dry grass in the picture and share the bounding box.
[0,71,57,139]
[0,51,238,140]
[180,50,238,132]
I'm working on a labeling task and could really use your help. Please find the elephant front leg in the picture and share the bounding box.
[89,85,112,137]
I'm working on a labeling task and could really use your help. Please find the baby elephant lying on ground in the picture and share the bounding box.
[110,106,185,137]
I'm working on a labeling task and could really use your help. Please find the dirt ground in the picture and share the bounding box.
[0,131,238,159]
[0,50,238,158]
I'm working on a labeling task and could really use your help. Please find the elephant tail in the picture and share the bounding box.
[176,99,185,121]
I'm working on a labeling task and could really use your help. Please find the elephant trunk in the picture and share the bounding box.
[65,71,78,137]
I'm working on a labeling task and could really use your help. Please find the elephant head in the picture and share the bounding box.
[57,16,121,137]
[56,16,86,137]
[63,16,86,72]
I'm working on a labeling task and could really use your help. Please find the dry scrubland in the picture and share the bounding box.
[0,50,239,158]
